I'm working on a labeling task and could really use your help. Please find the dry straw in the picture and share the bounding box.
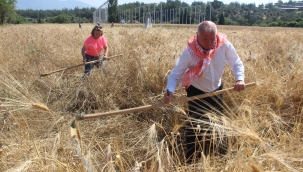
[1,24,303,171]
[31,103,50,112]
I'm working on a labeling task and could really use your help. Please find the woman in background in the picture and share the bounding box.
[81,25,109,77]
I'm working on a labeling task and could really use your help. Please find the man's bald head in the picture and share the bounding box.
[197,21,217,35]
[196,21,217,50]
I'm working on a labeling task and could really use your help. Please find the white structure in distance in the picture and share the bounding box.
[93,1,109,26]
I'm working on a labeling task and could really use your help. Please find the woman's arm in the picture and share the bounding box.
[103,45,109,60]
[81,45,86,63]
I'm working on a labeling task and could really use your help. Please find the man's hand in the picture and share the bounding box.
[164,90,174,103]
[83,57,86,63]
[234,80,245,91]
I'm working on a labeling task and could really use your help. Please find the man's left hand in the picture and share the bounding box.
[234,80,245,91]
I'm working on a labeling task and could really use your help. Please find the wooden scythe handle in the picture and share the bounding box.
[40,54,122,77]
[76,82,256,120]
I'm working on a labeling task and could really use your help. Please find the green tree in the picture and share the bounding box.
[245,11,251,25]
[37,17,43,23]
[108,0,118,22]
[236,15,248,25]
[211,0,223,9]
[14,13,23,24]
[81,17,89,23]
[288,0,293,5]
[50,14,71,23]
[0,0,17,25]
[218,13,225,25]
[224,17,238,25]
[6,11,24,24]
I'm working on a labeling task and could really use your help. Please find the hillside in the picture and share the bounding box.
[16,0,93,10]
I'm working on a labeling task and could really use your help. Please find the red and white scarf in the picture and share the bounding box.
[181,33,228,88]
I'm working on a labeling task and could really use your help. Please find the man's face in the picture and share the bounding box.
[197,30,216,50]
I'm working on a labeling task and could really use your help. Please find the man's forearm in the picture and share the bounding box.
[232,60,245,82]
[166,75,179,93]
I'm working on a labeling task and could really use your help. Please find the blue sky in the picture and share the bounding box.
[79,0,281,7]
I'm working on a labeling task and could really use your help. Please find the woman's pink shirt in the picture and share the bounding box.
[84,35,107,56]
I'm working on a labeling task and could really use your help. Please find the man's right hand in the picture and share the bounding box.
[164,90,173,103]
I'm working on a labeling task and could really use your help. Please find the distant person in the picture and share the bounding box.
[111,22,114,27]
[81,25,109,78]
[164,21,245,163]
[79,22,82,29]
[145,15,152,28]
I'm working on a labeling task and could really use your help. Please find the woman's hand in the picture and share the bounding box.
[103,54,110,61]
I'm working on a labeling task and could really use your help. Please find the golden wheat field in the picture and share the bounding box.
[0,23,303,172]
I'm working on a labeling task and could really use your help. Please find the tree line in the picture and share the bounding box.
[16,7,96,24]
[1,0,303,27]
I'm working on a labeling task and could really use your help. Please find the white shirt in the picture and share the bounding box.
[166,41,244,93]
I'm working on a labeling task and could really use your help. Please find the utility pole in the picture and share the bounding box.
[170,9,172,23]
[166,9,168,23]
[154,4,156,23]
[179,8,180,24]
[186,7,187,24]
[210,3,212,21]
[173,8,174,24]
[194,6,197,23]
[200,5,202,22]
[182,7,184,24]
[161,2,162,28]
[189,6,191,24]
[205,2,207,21]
